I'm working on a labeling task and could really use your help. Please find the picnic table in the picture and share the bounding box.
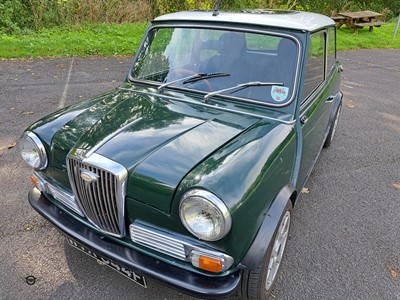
[332,10,385,33]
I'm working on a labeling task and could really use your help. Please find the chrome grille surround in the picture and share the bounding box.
[67,153,128,237]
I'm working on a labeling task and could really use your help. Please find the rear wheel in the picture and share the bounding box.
[239,201,292,300]
[324,103,342,148]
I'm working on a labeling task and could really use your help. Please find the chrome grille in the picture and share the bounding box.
[67,153,128,237]
[129,223,235,271]
[130,224,187,260]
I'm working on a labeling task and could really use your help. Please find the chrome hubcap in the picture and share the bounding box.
[265,211,291,290]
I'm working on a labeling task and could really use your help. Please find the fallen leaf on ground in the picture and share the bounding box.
[21,111,34,115]
[23,223,33,231]
[393,182,400,190]
[346,100,356,109]
[301,187,310,194]
[7,142,17,149]
[389,267,398,278]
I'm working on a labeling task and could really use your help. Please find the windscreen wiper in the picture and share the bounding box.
[183,72,230,84]
[204,81,284,101]
[158,72,230,92]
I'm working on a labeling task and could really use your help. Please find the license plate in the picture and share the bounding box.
[66,237,147,288]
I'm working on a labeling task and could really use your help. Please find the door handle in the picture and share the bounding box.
[300,116,308,124]
[326,95,334,102]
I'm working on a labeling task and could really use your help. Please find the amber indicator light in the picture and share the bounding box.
[199,255,223,273]
[30,175,39,189]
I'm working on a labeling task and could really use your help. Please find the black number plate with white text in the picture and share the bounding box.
[67,237,147,288]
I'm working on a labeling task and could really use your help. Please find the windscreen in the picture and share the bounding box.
[130,27,298,105]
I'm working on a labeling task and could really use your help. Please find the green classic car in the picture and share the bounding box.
[20,8,342,300]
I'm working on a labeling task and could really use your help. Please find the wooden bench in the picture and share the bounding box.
[334,11,385,33]
[331,16,346,28]
[354,21,385,32]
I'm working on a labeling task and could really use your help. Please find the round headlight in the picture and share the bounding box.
[179,189,231,241]
[19,132,48,170]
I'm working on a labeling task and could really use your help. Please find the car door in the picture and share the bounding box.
[297,29,335,188]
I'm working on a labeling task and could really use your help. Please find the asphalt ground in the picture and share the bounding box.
[0,49,399,300]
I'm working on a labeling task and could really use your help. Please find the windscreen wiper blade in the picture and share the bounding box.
[158,72,230,91]
[183,72,230,84]
[204,81,284,101]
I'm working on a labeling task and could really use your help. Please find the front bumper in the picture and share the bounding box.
[28,188,240,299]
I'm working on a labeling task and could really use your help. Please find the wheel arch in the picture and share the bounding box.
[238,184,296,270]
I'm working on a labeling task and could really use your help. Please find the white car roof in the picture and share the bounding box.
[154,10,335,32]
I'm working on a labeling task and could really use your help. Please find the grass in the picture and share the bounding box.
[336,21,400,50]
[0,20,399,58]
[0,23,149,58]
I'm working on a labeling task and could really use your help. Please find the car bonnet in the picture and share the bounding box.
[48,87,262,212]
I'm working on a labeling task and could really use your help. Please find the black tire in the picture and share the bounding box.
[239,201,293,300]
[324,103,342,148]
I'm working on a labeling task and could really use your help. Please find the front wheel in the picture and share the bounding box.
[239,201,292,300]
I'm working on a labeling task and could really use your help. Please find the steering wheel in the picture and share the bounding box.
[167,68,213,91]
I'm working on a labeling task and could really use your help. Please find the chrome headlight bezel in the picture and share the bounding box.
[19,131,48,170]
[179,189,232,242]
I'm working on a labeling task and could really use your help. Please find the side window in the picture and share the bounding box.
[327,27,336,72]
[302,31,326,101]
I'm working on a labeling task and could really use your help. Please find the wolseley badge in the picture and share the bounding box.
[80,169,99,183]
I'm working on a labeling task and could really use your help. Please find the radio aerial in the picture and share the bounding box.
[213,0,222,16]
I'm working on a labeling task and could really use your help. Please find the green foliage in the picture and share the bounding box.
[0,0,152,34]
[0,0,34,34]
[1,0,400,34]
